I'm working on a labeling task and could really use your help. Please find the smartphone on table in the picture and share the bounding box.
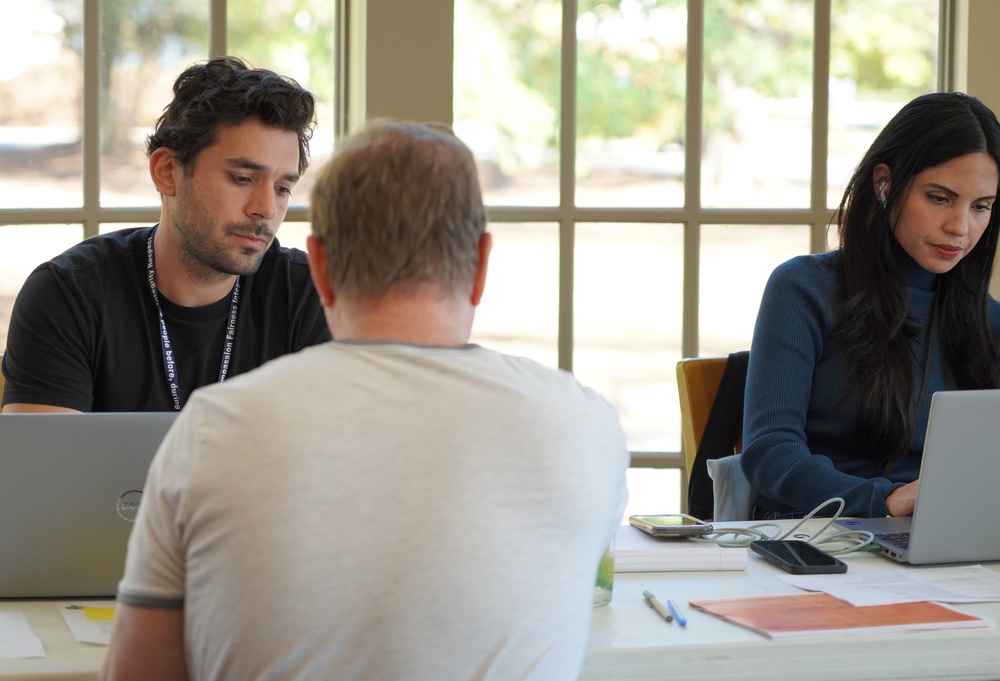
[628,514,713,537]
[750,540,847,574]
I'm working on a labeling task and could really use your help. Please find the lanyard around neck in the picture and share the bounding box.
[146,227,241,411]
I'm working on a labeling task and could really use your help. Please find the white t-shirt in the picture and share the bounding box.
[118,341,629,681]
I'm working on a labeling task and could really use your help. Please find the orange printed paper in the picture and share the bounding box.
[691,592,993,639]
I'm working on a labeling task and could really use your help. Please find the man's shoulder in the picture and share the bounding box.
[260,238,310,268]
[250,238,313,288]
[471,346,616,409]
[45,226,151,274]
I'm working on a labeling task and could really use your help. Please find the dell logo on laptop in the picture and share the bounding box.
[116,490,143,522]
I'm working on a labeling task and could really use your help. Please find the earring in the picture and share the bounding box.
[878,182,887,206]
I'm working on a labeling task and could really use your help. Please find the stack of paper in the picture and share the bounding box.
[0,612,44,659]
[58,602,117,645]
[614,525,748,572]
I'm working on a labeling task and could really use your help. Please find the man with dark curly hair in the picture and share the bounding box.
[1,56,329,412]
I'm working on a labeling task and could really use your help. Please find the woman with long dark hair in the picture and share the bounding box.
[742,92,1000,518]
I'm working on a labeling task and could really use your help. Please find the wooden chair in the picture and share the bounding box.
[677,353,752,519]
[676,356,730,476]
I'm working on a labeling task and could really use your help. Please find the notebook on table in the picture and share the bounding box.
[834,389,1000,565]
[0,412,177,598]
[614,524,749,572]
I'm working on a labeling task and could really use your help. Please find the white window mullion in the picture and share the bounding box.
[682,0,705,359]
[810,0,832,255]
[83,0,101,238]
[558,0,579,373]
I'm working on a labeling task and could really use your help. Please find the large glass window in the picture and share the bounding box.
[474,223,560,368]
[573,222,683,450]
[228,0,337,206]
[97,3,208,207]
[0,0,948,515]
[0,0,337,351]
[0,2,83,210]
[455,0,941,513]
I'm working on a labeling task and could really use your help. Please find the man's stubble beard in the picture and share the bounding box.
[172,198,275,281]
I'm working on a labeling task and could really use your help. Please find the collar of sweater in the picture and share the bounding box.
[897,248,937,292]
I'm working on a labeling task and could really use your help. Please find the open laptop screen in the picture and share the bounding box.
[0,412,176,598]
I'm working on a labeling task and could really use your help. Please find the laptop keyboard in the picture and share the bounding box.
[876,532,911,550]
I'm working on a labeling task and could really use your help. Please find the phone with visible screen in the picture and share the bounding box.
[750,540,847,574]
[628,514,713,537]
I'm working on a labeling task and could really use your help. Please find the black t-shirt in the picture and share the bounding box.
[1,226,330,411]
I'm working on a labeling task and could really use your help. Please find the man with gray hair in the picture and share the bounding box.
[102,121,629,681]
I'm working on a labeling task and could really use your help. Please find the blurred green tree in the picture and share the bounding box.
[455,0,937,156]
[51,0,334,156]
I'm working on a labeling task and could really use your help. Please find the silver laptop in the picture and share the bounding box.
[0,412,176,598]
[834,390,1000,564]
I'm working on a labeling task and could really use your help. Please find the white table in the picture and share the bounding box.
[0,601,105,680]
[4,522,1000,680]
[581,523,1000,680]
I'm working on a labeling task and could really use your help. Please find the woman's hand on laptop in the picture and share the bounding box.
[886,479,920,517]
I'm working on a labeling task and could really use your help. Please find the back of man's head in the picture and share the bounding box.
[309,121,486,301]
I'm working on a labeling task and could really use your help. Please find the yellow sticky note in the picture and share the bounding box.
[83,607,116,622]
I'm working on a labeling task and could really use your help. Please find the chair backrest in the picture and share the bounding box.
[676,356,729,475]
[677,352,750,519]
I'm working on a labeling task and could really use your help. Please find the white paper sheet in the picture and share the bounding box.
[779,564,1000,606]
[0,611,45,659]
[58,602,117,646]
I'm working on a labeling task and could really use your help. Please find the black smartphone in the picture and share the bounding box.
[750,540,847,574]
[628,514,713,537]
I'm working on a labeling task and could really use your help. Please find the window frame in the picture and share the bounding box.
[0,0,969,499]
[0,0,346,238]
[447,0,954,480]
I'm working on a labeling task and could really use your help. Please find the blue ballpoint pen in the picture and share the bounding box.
[666,599,687,627]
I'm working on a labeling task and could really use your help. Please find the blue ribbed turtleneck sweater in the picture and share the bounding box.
[741,249,1000,517]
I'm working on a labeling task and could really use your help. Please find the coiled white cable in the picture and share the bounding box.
[683,498,876,556]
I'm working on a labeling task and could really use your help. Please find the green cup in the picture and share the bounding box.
[593,539,615,607]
